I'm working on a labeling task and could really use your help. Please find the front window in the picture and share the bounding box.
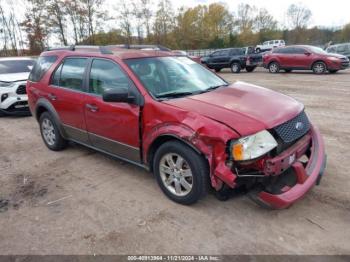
[125,56,227,99]
[0,59,35,74]
[308,46,328,55]
[89,59,129,95]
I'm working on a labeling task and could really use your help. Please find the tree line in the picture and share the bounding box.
[1,0,349,56]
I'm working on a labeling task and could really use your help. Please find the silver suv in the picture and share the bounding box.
[326,43,350,59]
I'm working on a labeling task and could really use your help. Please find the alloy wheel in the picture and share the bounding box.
[269,63,279,73]
[41,118,56,146]
[313,62,325,74]
[159,153,193,197]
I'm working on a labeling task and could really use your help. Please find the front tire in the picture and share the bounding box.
[268,62,280,73]
[214,68,221,72]
[230,62,241,73]
[153,141,209,205]
[329,70,338,74]
[312,61,326,74]
[284,69,292,73]
[39,112,67,151]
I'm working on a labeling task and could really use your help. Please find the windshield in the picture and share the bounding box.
[308,46,328,55]
[0,60,35,74]
[125,56,227,99]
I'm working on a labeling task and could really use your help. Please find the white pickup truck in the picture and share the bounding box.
[256,40,285,53]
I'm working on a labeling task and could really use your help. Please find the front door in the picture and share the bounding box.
[84,58,141,163]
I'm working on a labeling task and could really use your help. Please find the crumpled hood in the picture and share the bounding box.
[0,72,29,83]
[163,81,303,136]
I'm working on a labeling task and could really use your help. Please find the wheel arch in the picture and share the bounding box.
[229,59,241,66]
[311,60,327,70]
[35,98,67,138]
[147,134,207,172]
[268,60,279,67]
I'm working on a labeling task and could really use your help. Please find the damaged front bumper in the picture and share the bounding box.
[214,125,326,209]
[256,126,326,209]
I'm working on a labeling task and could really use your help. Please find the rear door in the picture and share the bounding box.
[84,58,141,162]
[49,57,90,143]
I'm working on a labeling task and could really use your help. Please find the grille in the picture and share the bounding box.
[273,111,310,143]
[16,85,27,95]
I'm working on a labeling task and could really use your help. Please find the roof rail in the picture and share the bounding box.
[44,45,114,54]
[44,45,75,51]
[111,44,171,52]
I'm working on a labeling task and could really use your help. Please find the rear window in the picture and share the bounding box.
[29,56,57,82]
[51,58,88,91]
[0,59,35,74]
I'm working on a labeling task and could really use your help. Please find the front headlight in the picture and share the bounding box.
[231,130,277,161]
[0,82,15,88]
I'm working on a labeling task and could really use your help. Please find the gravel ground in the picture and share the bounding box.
[0,68,349,255]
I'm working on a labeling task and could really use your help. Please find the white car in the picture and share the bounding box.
[256,40,285,53]
[0,57,35,116]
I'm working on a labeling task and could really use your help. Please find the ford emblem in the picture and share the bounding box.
[295,122,304,131]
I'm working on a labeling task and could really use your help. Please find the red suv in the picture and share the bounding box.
[263,45,350,74]
[27,46,327,209]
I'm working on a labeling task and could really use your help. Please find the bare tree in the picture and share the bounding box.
[286,3,312,29]
[153,0,174,45]
[140,0,152,41]
[116,0,133,45]
[0,1,22,55]
[254,8,277,31]
[65,0,87,44]
[235,4,256,32]
[81,0,105,44]
[132,0,144,44]
[47,0,68,45]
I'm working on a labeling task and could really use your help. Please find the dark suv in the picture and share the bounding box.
[202,48,257,73]
[27,45,326,209]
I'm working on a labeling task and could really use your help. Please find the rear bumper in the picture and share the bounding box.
[257,126,326,209]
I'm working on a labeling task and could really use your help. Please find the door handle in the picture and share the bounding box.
[86,103,99,112]
[48,93,57,101]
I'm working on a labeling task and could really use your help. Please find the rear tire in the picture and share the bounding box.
[39,112,67,151]
[256,48,261,53]
[246,66,256,72]
[268,62,280,73]
[214,68,221,72]
[312,61,326,74]
[230,62,241,73]
[153,140,209,205]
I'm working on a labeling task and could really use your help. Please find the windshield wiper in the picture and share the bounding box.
[200,84,229,93]
[156,91,195,99]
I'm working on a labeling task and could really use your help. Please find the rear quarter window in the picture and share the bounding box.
[29,56,57,82]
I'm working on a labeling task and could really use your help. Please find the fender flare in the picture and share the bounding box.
[34,98,67,138]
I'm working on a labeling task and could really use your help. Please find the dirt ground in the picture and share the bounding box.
[0,68,349,255]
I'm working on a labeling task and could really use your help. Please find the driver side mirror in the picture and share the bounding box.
[102,88,135,103]
[304,52,311,56]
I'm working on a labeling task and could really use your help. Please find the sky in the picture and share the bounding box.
[144,0,350,28]
[0,0,350,31]
[2,0,350,28]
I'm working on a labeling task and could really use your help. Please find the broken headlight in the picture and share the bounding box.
[230,130,277,161]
